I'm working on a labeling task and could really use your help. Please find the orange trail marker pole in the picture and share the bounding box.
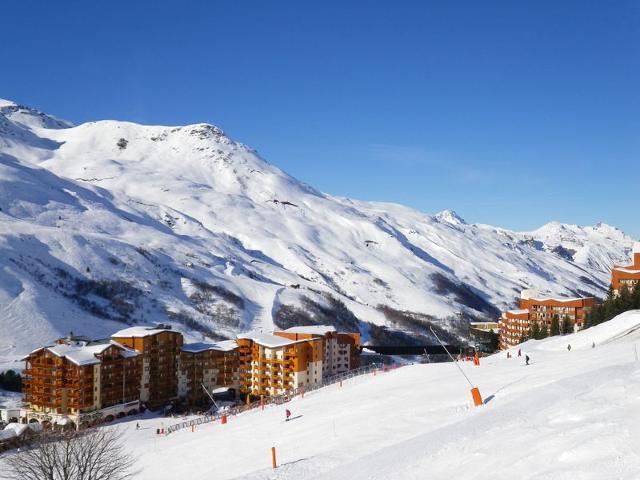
[429,326,483,407]
[471,387,483,406]
[221,415,227,424]
[271,446,277,469]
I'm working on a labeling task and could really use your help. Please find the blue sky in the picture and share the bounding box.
[1,1,638,237]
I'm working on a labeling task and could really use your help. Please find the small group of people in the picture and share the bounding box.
[506,348,530,365]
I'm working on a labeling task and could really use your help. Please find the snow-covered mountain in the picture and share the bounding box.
[0,98,635,361]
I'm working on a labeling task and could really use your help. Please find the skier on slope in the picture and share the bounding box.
[285,409,291,422]
[518,349,521,357]
[525,355,530,366]
[567,344,572,352]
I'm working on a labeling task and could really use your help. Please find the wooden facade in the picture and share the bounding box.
[178,342,240,406]
[23,325,362,416]
[112,327,183,409]
[22,340,141,418]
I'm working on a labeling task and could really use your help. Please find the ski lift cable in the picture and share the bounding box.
[429,326,474,388]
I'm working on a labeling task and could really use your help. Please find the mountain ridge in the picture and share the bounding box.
[0,99,635,363]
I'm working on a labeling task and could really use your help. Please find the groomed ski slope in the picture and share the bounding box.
[113,310,640,480]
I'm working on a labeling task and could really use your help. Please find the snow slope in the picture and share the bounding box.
[0,98,636,361]
[56,310,639,480]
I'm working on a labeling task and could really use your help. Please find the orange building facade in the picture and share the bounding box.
[21,324,362,423]
[236,333,324,398]
[499,290,596,349]
[21,336,142,427]
[611,243,640,295]
[177,340,241,406]
[112,325,184,409]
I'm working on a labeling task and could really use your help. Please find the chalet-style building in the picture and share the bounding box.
[112,325,183,409]
[178,340,240,406]
[499,290,596,349]
[21,335,142,427]
[18,324,362,425]
[611,242,640,295]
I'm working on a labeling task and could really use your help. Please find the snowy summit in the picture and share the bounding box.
[0,99,636,362]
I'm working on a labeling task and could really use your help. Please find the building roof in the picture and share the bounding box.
[3,422,41,436]
[0,429,17,441]
[280,325,337,335]
[182,340,238,353]
[237,331,308,348]
[634,242,640,254]
[507,309,530,315]
[527,297,592,303]
[112,324,175,338]
[23,341,139,366]
[613,267,640,274]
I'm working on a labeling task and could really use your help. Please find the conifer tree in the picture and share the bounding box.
[530,321,540,340]
[561,315,573,335]
[539,322,549,339]
[550,316,560,336]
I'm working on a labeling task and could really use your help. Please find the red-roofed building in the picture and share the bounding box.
[611,242,640,295]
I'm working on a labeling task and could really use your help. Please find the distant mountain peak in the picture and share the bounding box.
[0,98,72,129]
[435,209,466,225]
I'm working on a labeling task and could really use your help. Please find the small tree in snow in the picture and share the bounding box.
[2,427,136,480]
[530,321,540,340]
[550,316,560,336]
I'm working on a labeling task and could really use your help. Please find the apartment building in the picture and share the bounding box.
[112,325,183,409]
[273,325,361,377]
[21,336,142,427]
[611,242,640,295]
[499,290,596,349]
[236,333,324,398]
[178,340,240,406]
[20,323,362,424]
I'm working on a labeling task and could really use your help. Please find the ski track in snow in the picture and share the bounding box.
[1,310,635,479]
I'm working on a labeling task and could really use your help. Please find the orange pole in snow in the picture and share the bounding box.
[471,387,483,406]
[271,446,277,469]
[221,415,227,424]
[474,352,480,366]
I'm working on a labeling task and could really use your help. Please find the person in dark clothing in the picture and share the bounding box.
[567,344,572,351]
[518,349,521,357]
[285,409,291,421]
[525,355,530,366]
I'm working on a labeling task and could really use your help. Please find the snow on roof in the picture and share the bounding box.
[112,325,174,338]
[2,422,40,436]
[613,267,640,274]
[281,325,337,335]
[528,297,592,303]
[0,429,17,441]
[24,341,140,366]
[507,309,530,315]
[182,340,238,353]
[634,242,640,254]
[237,332,301,348]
